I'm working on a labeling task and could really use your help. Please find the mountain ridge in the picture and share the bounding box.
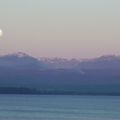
[0,52,120,95]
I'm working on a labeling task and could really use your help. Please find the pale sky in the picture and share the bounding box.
[0,0,120,58]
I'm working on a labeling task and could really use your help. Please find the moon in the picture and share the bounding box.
[0,29,3,37]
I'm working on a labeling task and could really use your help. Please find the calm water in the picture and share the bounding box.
[0,95,120,120]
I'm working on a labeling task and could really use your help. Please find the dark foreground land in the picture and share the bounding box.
[0,87,120,96]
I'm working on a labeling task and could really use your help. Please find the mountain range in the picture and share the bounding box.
[0,52,120,95]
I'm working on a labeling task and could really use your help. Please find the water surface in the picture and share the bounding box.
[0,94,120,120]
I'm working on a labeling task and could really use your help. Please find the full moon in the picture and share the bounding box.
[0,29,3,37]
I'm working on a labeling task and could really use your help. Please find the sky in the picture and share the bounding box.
[0,0,120,59]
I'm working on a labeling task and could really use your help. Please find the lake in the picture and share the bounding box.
[0,94,120,120]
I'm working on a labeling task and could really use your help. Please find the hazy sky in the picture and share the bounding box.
[0,0,120,58]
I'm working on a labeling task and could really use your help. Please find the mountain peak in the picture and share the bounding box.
[3,52,30,58]
[14,52,29,58]
[94,55,120,62]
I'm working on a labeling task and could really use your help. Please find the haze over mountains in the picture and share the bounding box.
[0,52,120,95]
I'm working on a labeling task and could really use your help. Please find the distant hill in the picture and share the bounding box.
[0,53,120,95]
[0,52,44,70]
[77,55,120,71]
[41,57,80,69]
